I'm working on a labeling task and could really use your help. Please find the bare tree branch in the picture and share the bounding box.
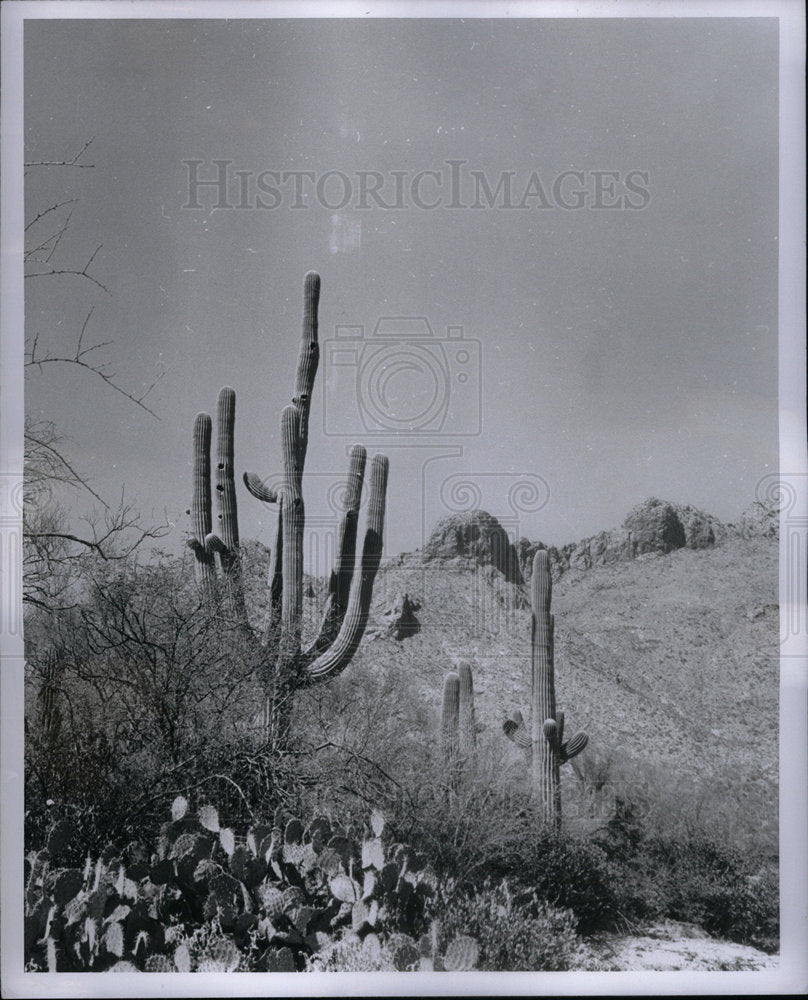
[26,307,162,417]
[26,243,110,293]
[25,198,79,232]
[24,137,96,170]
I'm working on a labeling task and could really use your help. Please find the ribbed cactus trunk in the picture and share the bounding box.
[441,660,478,792]
[531,551,561,828]
[457,661,477,763]
[441,671,461,791]
[212,388,250,626]
[190,414,217,599]
[269,404,305,745]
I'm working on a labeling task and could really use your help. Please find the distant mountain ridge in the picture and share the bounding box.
[416,497,779,583]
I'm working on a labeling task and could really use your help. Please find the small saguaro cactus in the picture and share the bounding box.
[186,272,389,745]
[457,660,478,761]
[441,660,479,784]
[441,671,460,782]
[503,549,588,827]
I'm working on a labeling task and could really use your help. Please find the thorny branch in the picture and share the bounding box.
[25,243,110,294]
[24,137,96,171]
[26,308,164,418]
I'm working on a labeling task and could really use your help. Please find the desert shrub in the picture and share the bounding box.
[569,746,778,858]
[23,550,289,854]
[398,775,622,934]
[514,830,624,933]
[580,786,779,948]
[290,654,434,824]
[564,743,780,946]
[646,835,779,950]
[431,878,589,971]
[399,783,534,886]
[24,716,292,862]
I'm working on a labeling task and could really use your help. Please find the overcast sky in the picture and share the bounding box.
[24,16,779,564]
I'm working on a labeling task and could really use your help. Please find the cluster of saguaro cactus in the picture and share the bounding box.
[186,272,389,744]
[503,549,588,826]
[440,661,478,784]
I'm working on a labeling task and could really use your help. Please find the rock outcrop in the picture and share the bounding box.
[422,510,523,584]
[623,498,687,554]
[370,592,421,640]
[516,499,730,581]
[417,497,770,586]
[674,503,727,549]
[736,500,779,539]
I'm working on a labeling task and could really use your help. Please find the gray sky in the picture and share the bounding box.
[24,16,779,563]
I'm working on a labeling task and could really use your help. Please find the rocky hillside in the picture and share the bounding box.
[326,498,780,850]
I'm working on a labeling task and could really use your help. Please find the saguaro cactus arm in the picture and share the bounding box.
[560,731,589,763]
[292,271,320,471]
[276,404,305,672]
[204,388,251,624]
[206,388,239,556]
[265,502,284,643]
[305,454,389,683]
[243,471,278,504]
[503,710,531,751]
[305,444,367,657]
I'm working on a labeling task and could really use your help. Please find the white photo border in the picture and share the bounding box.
[1,1,805,996]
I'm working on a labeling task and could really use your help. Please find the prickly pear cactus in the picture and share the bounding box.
[26,797,443,973]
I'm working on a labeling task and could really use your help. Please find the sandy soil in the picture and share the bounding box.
[586,919,778,971]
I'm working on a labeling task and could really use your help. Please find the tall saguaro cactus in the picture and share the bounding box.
[187,272,389,745]
[503,549,588,827]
